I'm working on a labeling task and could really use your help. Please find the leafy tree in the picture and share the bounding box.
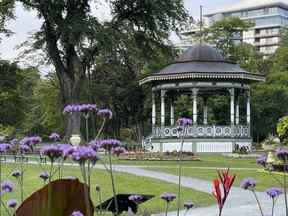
[201,17,254,59]
[277,116,288,145]
[2,0,188,137]
[0,60,40,137]
[21,73,64,137]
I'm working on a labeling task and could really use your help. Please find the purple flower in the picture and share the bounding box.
[10,139,18,145]
[41,144,64,161]
[112,146,127,156]
[19,144,30,153]
[49,133,61,142]
[240,178,256,190]
[184,202,194,210]
[128,195,143,204]
[11,170,22,178]
[79,104,97,113]
[71,211,84,216]
[0,143,11,153]
[60,144,75,159]
[63,104,97,114]
[160,192,176,202]
[100,139,121,151]
[266,187,283,199]
[97,109,113,119]
[20,136,42,147]
[89,140,101,152]
[7,199,17,208]
[1,181,14,193]
[39,171,49,181]
[71,146,99,164]
[177,118,192,127]
[256,155,267,167]
[276,148,288,162]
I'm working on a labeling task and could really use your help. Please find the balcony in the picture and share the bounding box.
[152,125,251,139]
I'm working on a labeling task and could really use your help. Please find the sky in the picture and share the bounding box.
[0,0,240,71]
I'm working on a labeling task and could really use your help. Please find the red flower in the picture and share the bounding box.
[212,169,236,216]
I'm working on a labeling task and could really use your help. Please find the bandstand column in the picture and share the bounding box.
[203,97,208,125]
[152,91,156,126]
[161,90,167,126]
[170,98,175,126]
[236,94,240,125]
[229,88,235,125]
[246,90,251,125]
[192,88,198,124]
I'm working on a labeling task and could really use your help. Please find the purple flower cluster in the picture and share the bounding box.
[266,187,283,199]
[20,136,42,147]
[63,104,97,114]
[128,195,143,204]
[49,133,61,141]
[276,148,288,162]
[100,139,121,151]
[89,140,101,152]
[71,211,84,216]
[11,170,22,178]
[1,181,14,193]
[160,192,176,202]
[256,155,267,167]
[97,109,113,119]
[19,144,30,153]
[9,139,18,145]
[41,144,65,161]
[0,143,11,153]
[39,171,50,181]
[71,146,99,164]
[184,202,194,210]
[7,199,17,208]
[240,178,256,190]
[177,117,193,127]
[112,146,127,156]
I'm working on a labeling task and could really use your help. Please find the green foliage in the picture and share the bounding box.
[277,116,288,145]
[0,124,15,138]
[175,95,192,118]
[21,74,64,136]
[201,17,254,59]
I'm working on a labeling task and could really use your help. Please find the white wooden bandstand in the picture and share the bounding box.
[140,44,265,153]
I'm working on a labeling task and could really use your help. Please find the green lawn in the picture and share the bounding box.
[115,153,280,191]
[1,163,214,215]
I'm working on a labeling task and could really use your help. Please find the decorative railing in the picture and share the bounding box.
[152,125,250,139]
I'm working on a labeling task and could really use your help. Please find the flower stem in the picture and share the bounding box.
[47,161,54,216]
[165,202,169,216]
[96,118,106,139]
[218,207,223,216]
[0,199,12,216]
[85,114,89,142]
[252,190,264,216]
[272,198,275,216]
[20,155,24,203]
[177,137,184,216]
[108,151,118,215]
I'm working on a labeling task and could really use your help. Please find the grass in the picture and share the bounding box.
[0,162,214,215]
[115,153,281,191]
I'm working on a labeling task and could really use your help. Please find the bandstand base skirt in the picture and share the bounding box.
[148,138,252,153]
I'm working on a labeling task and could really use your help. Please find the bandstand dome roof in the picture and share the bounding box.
[139,43,265,85]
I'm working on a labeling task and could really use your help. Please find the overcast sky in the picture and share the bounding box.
[0,0,239,70]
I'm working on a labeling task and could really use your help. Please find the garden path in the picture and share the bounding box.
[107,165,286,216]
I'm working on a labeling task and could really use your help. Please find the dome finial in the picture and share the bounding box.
[200,5,204,45]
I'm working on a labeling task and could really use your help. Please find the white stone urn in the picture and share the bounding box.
[70,134,81,146]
